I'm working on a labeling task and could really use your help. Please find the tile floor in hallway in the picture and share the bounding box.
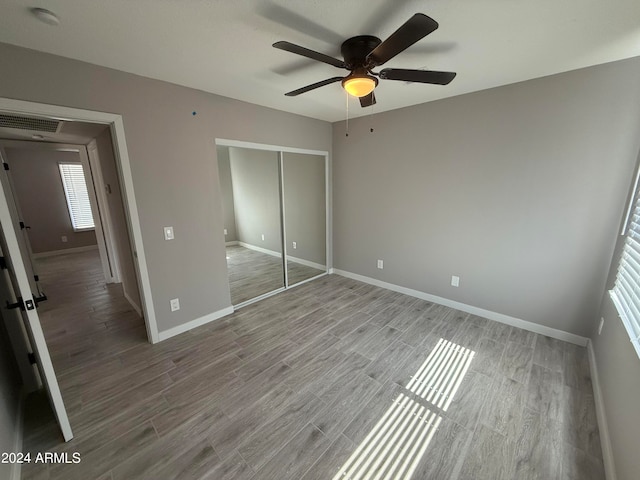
[21,250,603,479]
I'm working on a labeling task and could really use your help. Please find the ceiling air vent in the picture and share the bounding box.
[0,114,61,133]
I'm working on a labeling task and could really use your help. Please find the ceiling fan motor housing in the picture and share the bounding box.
[341,35,381,69]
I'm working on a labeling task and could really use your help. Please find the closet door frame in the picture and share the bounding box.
[215,138,330,308]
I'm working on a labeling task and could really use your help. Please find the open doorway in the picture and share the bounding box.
[0,98,159,447]
[0,135,145,359]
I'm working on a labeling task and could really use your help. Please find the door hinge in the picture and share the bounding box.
[27,352,36,365]
[3,163,9,171]
[0,257,6,270]
[19,221,30,230]
[34,274,39,282]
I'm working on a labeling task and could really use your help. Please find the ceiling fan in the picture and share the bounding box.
[273,13,456,108]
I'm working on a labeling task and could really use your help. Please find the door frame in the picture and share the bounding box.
[87,138,122,283]
[0,98,160,343]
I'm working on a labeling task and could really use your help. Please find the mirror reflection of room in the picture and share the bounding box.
[282,152,326,286]
[217,145,328,306]
[218,146,284,305]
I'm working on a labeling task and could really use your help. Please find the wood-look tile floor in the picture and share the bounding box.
[226,245,324,305]
[22,251,604,480]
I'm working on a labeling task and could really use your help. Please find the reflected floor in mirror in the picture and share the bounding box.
[226,245,324,304]
[21,269,603,480]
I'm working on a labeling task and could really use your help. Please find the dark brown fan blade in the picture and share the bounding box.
[379,68,456,85]
[359,91,376,107]
[285,77,344,96]
[273,41,347,69]
[367,14,439,66]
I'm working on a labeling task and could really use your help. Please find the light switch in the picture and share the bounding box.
[451,275,460,287]
[164,226,174,241]
[292,241,297,249]
[224,229,228,236]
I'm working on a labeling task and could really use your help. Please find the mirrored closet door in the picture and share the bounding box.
[281,152,327,287]
[217,146,284,305]
[217,141,329,308]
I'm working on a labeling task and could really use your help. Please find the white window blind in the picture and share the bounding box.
[611,188,640,359]
[58,163,95,231]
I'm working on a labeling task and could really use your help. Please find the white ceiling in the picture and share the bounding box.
[1,0,639,122]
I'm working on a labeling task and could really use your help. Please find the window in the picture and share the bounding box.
[610,179,640,358]
[58,163,95,231]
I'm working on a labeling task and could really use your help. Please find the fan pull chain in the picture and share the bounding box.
[345,92,349,137]
[370,101,375,133]
[369,103,376,133]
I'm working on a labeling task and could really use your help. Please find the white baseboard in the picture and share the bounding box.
[157,306,234,341]
[33,244,98,258]
[124,290,142,317]
[225,240,239,246]
[587,340,617,480]
[286,255,326,271]
[238,242,282,258]
[332,269,589,346]
[236,243,326,271]
[10,388,25,480]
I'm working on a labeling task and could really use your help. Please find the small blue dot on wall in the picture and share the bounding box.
[192,111,197,116]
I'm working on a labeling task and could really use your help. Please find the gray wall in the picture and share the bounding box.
[283,152,326,266]
[94,128,141,308]
[4,147,98,253]
[229,147,282,254]
[0,312,21,480]
[0,42,331,333]
[216,146,238,242]
[333,57,640,338]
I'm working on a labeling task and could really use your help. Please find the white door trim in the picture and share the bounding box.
[0,98,159,343]
[87,139,122,283]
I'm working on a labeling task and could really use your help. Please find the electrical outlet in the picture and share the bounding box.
[170,298,180,312]
[598,317,605,335]
[292,241,297,249]
[164,226,174,241]
[261,234,265,241]
[224,228,228,236]
[61,235,68,243]
[451,275,460,287]
[377,259,384,269]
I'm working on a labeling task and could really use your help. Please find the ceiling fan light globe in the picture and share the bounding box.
[342,76,377,97]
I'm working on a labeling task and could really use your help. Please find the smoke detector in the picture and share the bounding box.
[30,7,60,26]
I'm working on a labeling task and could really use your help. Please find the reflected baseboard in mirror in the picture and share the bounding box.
[286,256,325,286]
